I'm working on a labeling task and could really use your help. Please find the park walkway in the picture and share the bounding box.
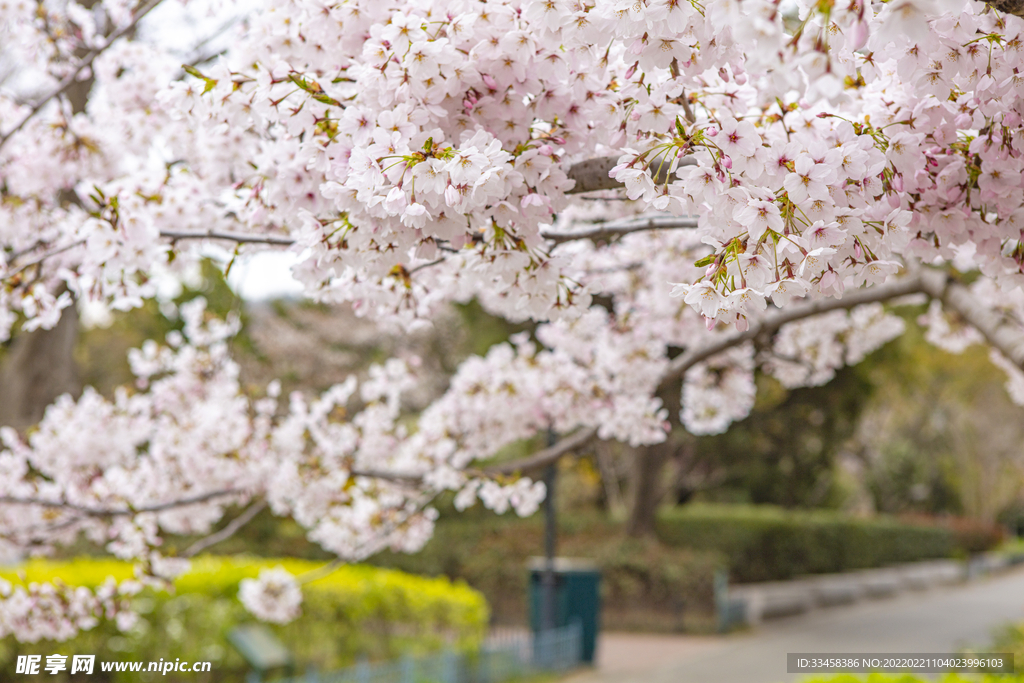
[564,565,1024,683]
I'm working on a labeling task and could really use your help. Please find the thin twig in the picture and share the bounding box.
[407,257,446,275]
[294,500,429,585]
[183,499,267,557]
[2,240,85,280]
[159,229,295,246]
[541,216,698,245]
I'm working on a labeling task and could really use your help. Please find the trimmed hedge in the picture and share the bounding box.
[655,504,999,583]
[0,557,488,683]
[371,514,724,632]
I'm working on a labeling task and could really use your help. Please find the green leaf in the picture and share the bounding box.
[182,64,217,94]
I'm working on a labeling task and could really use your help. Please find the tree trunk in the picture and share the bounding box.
[0,303,81,429]
[625,441,672,537]
[624,373,686,537]
[0,2,101,430]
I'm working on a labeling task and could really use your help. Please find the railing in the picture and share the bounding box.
[277,622,583,683]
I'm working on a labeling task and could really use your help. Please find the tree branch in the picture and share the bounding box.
[0,488,242,517]
[491,271,934,475]
[985,0,1024,18]
[658,272,932,389]
[2,240,86,281]
[541,216,698,244]
[182,499,267,557]
[565,155,696,194]
[920,270,1024,370]
[485,424,599,476]
[0,0,168,154]
[159,229,295,246]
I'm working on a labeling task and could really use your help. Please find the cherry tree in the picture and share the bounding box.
[2,0,1024,640]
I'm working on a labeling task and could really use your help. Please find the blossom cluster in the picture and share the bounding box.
[238,567,302,624]
[2,0,1024,639]
[0,577,140,644]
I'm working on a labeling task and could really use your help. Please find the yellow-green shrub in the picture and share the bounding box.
[0,556,488,683]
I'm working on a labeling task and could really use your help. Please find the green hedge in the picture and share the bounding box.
[0,557,488,683]
[371,514,724,632]
[655,504,997,583]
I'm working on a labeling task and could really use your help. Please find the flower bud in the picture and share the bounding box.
[850,21,869,51]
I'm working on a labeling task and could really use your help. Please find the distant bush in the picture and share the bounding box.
[655,504,1001,583]
[0,557,488,683]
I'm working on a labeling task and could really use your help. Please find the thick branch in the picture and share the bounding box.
[985,0,1024,17]
[493,272,933,475]
[658,272,932,389]
[921,270,1024,370]
[566,155,696,194]
[0,0,167,154]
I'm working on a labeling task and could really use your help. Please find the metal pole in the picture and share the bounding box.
[542,428,558,632]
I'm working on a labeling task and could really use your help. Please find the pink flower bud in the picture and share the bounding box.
[854,241,863,259]
[444,184,460,207]
[625,62,638,80]
[538,144,553,156]
[850,21,869,51]
[1004,112,1021,127]
[721,155,733,169]
[482,74,498,90]
[706,126,718,137]
[891,174,904,192]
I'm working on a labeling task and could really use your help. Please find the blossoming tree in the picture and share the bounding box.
[2,0,1024,635]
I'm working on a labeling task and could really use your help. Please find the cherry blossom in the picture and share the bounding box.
[1,0,1024,641]
[238,568,302,624]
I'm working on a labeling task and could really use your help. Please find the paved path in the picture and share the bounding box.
[565,567,1024,683]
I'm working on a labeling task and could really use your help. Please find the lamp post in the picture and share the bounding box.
[541,428,558,631]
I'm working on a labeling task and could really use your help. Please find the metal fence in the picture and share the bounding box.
[279,622,583,683]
